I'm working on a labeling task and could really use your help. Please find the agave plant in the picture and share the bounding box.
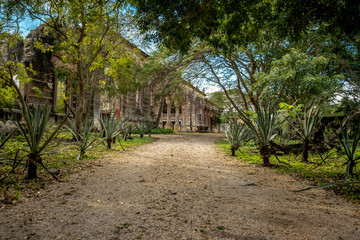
[122,122,135,141]
[136,120,146,138]
[225,119,249,156]
[11,103,69,179]
[66,116,97,160]
[288,106,322,162]
[340,124,360,180]
[239,106,278,166]
[100,114,127,149]
[144,120,155,137]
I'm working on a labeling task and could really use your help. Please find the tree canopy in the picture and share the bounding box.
[132,0,360,53]
[1,0,142,132]
[257,49,343,107]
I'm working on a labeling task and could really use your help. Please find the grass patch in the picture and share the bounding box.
[216,139,360,201]
[0,130,154,204]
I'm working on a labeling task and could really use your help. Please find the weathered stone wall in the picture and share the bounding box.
[161,83,219,132]
[23,25,57,110]
[0,37,24,63]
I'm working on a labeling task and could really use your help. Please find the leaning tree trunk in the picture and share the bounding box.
[259,146,271,166]
[302,139,310,162]
[155,96,165,127]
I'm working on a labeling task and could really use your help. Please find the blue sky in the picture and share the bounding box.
[19,18,41,37]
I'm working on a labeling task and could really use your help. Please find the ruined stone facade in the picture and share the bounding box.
[17,25,219,132]
[22,25,58,110]
[161,84,218,132]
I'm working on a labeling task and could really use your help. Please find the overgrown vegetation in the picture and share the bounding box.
[0,119,154,204]
[219,97,360,200]
[238,106,278,166]
[136,120,146,138]
[340,125,360,180]
[217,127,360,201]
[10,103,69,179]
[132,127,174,135]
[281,104,323,162]
[224,119,249,156]
[100,114,127,149]
[1,0,360,208]
[66,116,99,160]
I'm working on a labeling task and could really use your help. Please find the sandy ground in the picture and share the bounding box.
[0,133,359,240]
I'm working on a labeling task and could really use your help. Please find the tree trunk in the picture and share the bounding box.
[80,150,85,159]
[26,155,38,179]
[231,147,236,156]
[76,59,85,135]
[260,146,271,166]
[302,139,309,162]
[85,69,99,119]
[27,160,37,179]
[155,96,165,127]
[85,89,94,120]
[346,160,355,178]
[107,139,112,149]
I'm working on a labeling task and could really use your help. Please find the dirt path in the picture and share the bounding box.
[1,134,359,240]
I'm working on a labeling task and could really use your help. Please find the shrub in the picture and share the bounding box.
[132,127,174,135]
[100,114,127,149]
[136,120,146,138]
[66,116,98,160]
[239,106,278,166]
[225,119,249,156]
[149,128,174,134]
[11,103,69,179]
[340,124,360,180]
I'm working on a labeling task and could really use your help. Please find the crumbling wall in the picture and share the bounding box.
[23,25,57,111]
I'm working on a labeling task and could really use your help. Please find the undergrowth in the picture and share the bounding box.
[132,127,174,135]
[0,129,154,204]
[216,139,360,202]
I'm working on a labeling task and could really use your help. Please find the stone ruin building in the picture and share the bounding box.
[2,25,219,132]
